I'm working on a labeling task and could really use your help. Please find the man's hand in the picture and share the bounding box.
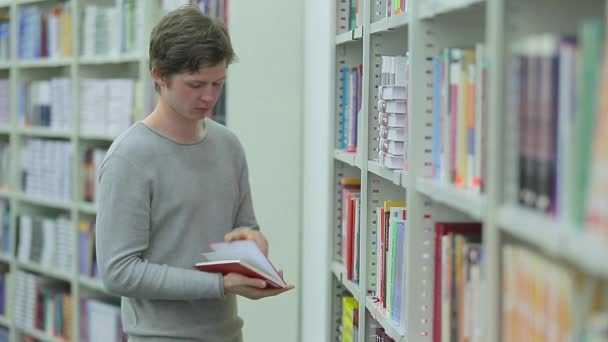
[223,272,295,300]
[224,227,268,256]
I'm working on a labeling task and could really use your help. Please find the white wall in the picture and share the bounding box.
[226,0,304,341]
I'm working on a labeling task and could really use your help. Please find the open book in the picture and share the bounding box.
[193,240,287,288]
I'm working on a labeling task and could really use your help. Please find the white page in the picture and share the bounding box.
[208,240,281,282]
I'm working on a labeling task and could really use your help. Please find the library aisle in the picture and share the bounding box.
[310,0,608,341]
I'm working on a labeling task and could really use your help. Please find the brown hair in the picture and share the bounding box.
[149,5,236,92]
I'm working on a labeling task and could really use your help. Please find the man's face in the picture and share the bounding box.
[163,62,227,120]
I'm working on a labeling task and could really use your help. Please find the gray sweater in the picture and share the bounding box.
[95,120,258,342]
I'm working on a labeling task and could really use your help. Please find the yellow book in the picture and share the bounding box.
[60,6,72,57]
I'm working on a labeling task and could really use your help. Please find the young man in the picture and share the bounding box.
[95,6,293,342]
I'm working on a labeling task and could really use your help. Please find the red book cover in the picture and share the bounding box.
[194,260,285,289]
[433,222,482,342]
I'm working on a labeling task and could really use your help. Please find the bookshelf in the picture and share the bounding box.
[0,1,232,341]
[329,0,608,341]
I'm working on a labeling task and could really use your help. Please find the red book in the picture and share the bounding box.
[433,222,482,342]
[194,260,285,289]
[193,240,286,289]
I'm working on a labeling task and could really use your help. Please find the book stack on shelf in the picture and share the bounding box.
[339,177,361,284]
[21,139,73,202]
[377,55,408,170]
[17,214,74,275]
[81,0,143,58]
[80,79,134,136]
[336,0,361,34]
[0,14,8,63]
[341,296,359,342]
[431,45,487,193]
[369,200,406,324]
[0,200,10,256]
[339,64,362,154]
[20,78,72,130]
[80,298,123,342]
[18,4,72,60]
[508,19,608,242]
[0,80,8,125]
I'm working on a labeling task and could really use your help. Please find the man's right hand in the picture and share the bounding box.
[223,272,295,300]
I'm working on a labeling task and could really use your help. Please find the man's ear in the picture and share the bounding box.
[151,67,166,89]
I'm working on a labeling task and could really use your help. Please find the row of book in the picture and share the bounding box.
[339,177,360,283]
[372,200,406,323]
[380,0,406,18]
[189,0,229,25]
[81,79,135,137]
[511,20,608,242]
[83,147,108,204]
[12,273,125,342]
[13,271,73,340]
[19,5,73,59]
[0,266,9,317]
[503,244,608,341]
[17,214,74,275]
[20,78,72,130]
[336,0,361,33]
[431,44,488,194]
[0,17,7,62]
[433,222,483,342]
[338,64,362,152]
[0,80,9,125]
[161,0,229,24]
[341,296,359,342]
[21,139,73,201]
[0,142,9,189]
[376,55,408,170]
[81,0,143,58]
[79,218,100,281]
[338,176,408,325]
[80,298,125,342]
[0,200,10,257]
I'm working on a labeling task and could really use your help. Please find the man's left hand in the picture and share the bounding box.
[224,227,269,256]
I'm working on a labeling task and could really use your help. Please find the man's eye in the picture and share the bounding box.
[190,84,202,88]
[213,82,223,87]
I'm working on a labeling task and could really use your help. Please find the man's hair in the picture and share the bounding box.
[149,5,236,92]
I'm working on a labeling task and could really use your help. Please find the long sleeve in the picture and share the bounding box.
[95,153,224,300]
[233,149,258,230]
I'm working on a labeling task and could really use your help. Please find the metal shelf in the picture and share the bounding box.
[331,260,360,299]
[365,296,405,342]
[367,161,406,188]
[16,192,73,211]
[79,53,141,65]
[18,127,72,139]
[370,14,409,34]
[416,177,486,220]
[419,0,485,19]
[336,26,364,45]
[17,260,72,282]
[334,149,361,168]
[78,201,97,215]
[17,58,72,68]
[79,131,118,142]
[80,276,108,294]
[498,204,608,280]
[16,326,65,342]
